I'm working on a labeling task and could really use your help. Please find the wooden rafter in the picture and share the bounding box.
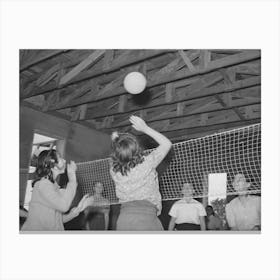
[215,93,245,120]
[37,50,260,112]
[21,50,172,99]
[103,50,114,71]
[103,107,260,136]
[162,118,260,142]
[93,100,260,131]
[59,50,106,86]
[178,50,196,72]
[20,50,68,71]
[81,76,260,121]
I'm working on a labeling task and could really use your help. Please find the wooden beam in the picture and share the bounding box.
[36,63,61,86]
[215,93,245,120]
[39,50,260,111]
[22,50,101,87]
[103,112,260,138]
[39,55,176,111]
[82,76,260,121]
[165,83,174,103]
[162,118,260,142]
[176,102,185,116]
[21,49,172,99]
[186,97,216,115]
[56,64,66,86]
[178,50,196,72]
[20,50,68,71]
[200,113,209,125]
[199,50,211,69]
[118,95,127,113]
[150,57,183,82]
[103,50,114,71]
[59,50,106,85]
[149,50,260,87]
[96,101,260,131]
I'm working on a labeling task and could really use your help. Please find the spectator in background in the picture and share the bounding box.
[225,173,261,231]
[84,182,110,230]
[168,183,206,231]
[205,205,223,230]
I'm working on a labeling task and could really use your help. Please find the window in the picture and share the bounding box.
[23,133,59,210]
[208,173,227,204]
[207,173,227,229]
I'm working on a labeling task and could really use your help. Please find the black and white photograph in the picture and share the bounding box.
[1,1,280,280]
[19,49,261,232]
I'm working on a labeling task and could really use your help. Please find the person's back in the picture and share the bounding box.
[111,148,163,214]
[110,115,172,230]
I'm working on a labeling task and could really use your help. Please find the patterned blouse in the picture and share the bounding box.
[110,146,165,215]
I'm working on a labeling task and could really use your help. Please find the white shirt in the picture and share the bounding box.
[168,199,206,225]
[225,195,261,230]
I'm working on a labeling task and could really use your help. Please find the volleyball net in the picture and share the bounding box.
[76,123,261,204]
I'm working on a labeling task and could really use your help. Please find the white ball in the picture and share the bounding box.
[123,72,147,94]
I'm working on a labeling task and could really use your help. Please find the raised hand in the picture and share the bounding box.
[66,161,77,182]
[67,160,77,174]
[129,115,149,133]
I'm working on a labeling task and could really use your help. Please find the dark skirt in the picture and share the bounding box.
[175,223,201,230]
[85,212,105,230]
[117,200,163,231]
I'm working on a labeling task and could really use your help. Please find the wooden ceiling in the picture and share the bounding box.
[20,49,261,142]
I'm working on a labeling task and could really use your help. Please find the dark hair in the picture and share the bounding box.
[111,132,145,176]
[206,205,215,216]
[32,149,58,187]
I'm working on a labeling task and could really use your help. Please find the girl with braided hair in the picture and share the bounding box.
[21,149,90,231]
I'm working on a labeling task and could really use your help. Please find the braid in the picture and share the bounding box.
[32,149,58,186]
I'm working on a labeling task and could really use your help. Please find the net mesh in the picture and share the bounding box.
[76,123,261,204]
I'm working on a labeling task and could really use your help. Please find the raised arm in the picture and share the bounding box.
[129,115,172,167]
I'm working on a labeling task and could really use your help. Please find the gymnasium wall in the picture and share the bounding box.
[20,105,112,206]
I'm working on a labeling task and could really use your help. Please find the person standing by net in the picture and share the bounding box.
[21,149,91,231]
[84,182,110,230]
[205,205,223,230]
[168,183,206,231]
[109,115,172,231]
[225,173,261,231]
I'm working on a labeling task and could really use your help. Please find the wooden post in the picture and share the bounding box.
[165,83,173,103]
[202,173,209,208]
[118,95,127,113]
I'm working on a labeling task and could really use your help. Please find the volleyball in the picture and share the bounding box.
[123,72,147,94]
